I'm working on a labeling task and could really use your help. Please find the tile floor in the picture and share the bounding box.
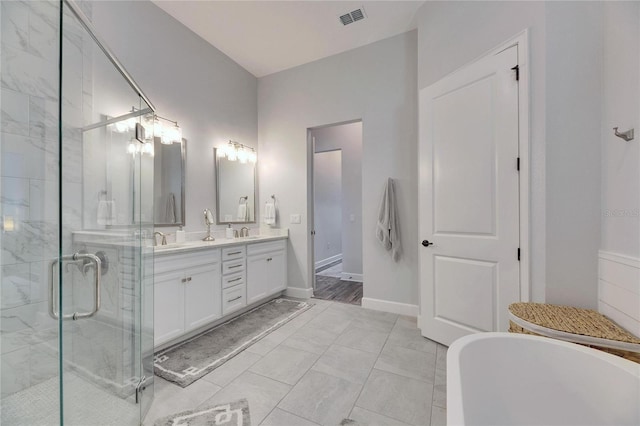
[144,299,447,426]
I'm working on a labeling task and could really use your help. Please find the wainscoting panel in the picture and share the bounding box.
[598,250,640,337]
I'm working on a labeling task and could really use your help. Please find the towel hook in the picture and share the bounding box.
[613,127,635,142]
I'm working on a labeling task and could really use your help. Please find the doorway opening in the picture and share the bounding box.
[309,121,363,305]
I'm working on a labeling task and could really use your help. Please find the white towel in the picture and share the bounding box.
[264,201,276,226]
[237,204,247,221]
[166,193,176,223]
[97,200,116,226]
[376,178,401,261]
[97,200,109,226]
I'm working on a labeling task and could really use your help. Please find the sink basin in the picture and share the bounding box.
[154,243,187,251]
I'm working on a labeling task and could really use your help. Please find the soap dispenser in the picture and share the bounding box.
[176,225,186,243]
[226,224,234,239]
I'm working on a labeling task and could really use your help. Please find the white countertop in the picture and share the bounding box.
[153,233,287,256]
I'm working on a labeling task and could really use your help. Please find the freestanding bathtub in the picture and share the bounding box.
[447,332,640,425]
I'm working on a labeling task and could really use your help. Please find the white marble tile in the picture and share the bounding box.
[29,340,58,386]
[202,350,262,388]
[0,1,29,51]
[335,326,389,354]
[29,96,58,141]
[1,176,30,221]
[1,133,57,181]
[260,408,320,426]
[28,179,57,223]
[0,300,55,334]
[356,369,433,426]
[1,44,58,101]
[1,88,30,136]
[348,406,412,426]
[199,371,291,425]
[374,343,436,383]
[1,346,31,397]
[1,220,58,265]
[1,263,31,308]
[28,0,60,63]
[278,370,362,426]
[312,344,377,385]
[249,345,319,385]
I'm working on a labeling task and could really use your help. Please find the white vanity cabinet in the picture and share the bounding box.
[153,236,288,349]
[247,240,287,305]
[154,250,222,346]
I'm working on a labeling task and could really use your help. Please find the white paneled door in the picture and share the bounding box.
[419,45,521,346]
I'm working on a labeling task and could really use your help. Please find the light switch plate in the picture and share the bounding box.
[290,214,301,224]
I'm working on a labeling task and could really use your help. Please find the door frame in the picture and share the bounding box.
[418,30,531,326]
[306,119,363,294]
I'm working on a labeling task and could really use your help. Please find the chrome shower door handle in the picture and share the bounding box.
[48,252,102,320]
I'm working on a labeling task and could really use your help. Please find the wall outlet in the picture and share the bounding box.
[290,214,301,224]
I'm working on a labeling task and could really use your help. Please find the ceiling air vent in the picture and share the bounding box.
[339,7,367,26]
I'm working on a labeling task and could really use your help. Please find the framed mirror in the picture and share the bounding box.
[214,148,256,224]
[154,138,186,226]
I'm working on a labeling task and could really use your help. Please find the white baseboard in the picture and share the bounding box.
[361,297,419,317]
[598,250,640,337]
[285,286,314,299]
[341,272,363,282]
[315,254,342,270]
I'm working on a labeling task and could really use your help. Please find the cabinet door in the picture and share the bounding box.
[247,254,268,305]
[184,263,222,331]
[266,251,286,295]
[154,271,185,346]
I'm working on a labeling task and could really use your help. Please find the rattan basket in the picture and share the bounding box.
[508,302,640,363]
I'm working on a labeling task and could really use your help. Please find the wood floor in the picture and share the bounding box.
[313,275,363,305]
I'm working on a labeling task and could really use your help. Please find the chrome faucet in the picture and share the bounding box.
[153,231,167,246]
[240,227,249,238]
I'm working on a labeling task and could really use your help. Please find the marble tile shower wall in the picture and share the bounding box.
[0,0,87,398]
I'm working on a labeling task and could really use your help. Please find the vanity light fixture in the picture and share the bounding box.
[112,107,182,145]
[218,140,257,164]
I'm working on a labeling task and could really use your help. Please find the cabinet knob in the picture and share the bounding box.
[266,257,272,262]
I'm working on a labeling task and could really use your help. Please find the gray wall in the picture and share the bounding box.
[258,31,418,306]
[313,150,343,266]
[416,1,604,308]
[601,2,640,259]
[312,122,363,277]
[92,0,258,237]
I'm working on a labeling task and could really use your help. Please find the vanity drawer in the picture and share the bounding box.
[222,246,246,261]
[223,259,245,275]
[222,284,246,315]
[222,272,245,289]
[247,240,286,256]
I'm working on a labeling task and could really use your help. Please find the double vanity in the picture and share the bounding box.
[153,234,288,348]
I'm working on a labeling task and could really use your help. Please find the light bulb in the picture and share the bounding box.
[128,142,137,155]
[115,120,129,133]
[153,117,163,138]
[217,147,226,158]
[172,124,182,143]
[127,117,136,131]
[143,142,154,155]
[238,147,248,163]
[249,150,257,163]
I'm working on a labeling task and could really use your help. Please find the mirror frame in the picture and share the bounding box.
[214,147,257,225]
[154,137,186,227]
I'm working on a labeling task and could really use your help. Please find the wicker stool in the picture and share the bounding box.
[509,302,640,363]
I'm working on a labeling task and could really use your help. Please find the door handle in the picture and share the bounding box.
[421,240,434,247]
[49,252,102,320]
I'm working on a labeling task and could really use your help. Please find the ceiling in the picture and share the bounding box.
[152,1,425,77]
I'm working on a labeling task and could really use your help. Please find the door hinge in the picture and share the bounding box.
[311,230,316,236]
[517,248,521,261]
[135,375,147,404]
[517,157,520,171]
[511,65,519,81]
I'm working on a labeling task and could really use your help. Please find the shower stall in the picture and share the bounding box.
[1,1,155,424]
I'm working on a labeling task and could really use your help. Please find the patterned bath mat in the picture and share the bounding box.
[154,298,313,387]
[154,399,250,426]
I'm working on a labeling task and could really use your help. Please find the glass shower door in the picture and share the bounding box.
[57,1,155,424]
